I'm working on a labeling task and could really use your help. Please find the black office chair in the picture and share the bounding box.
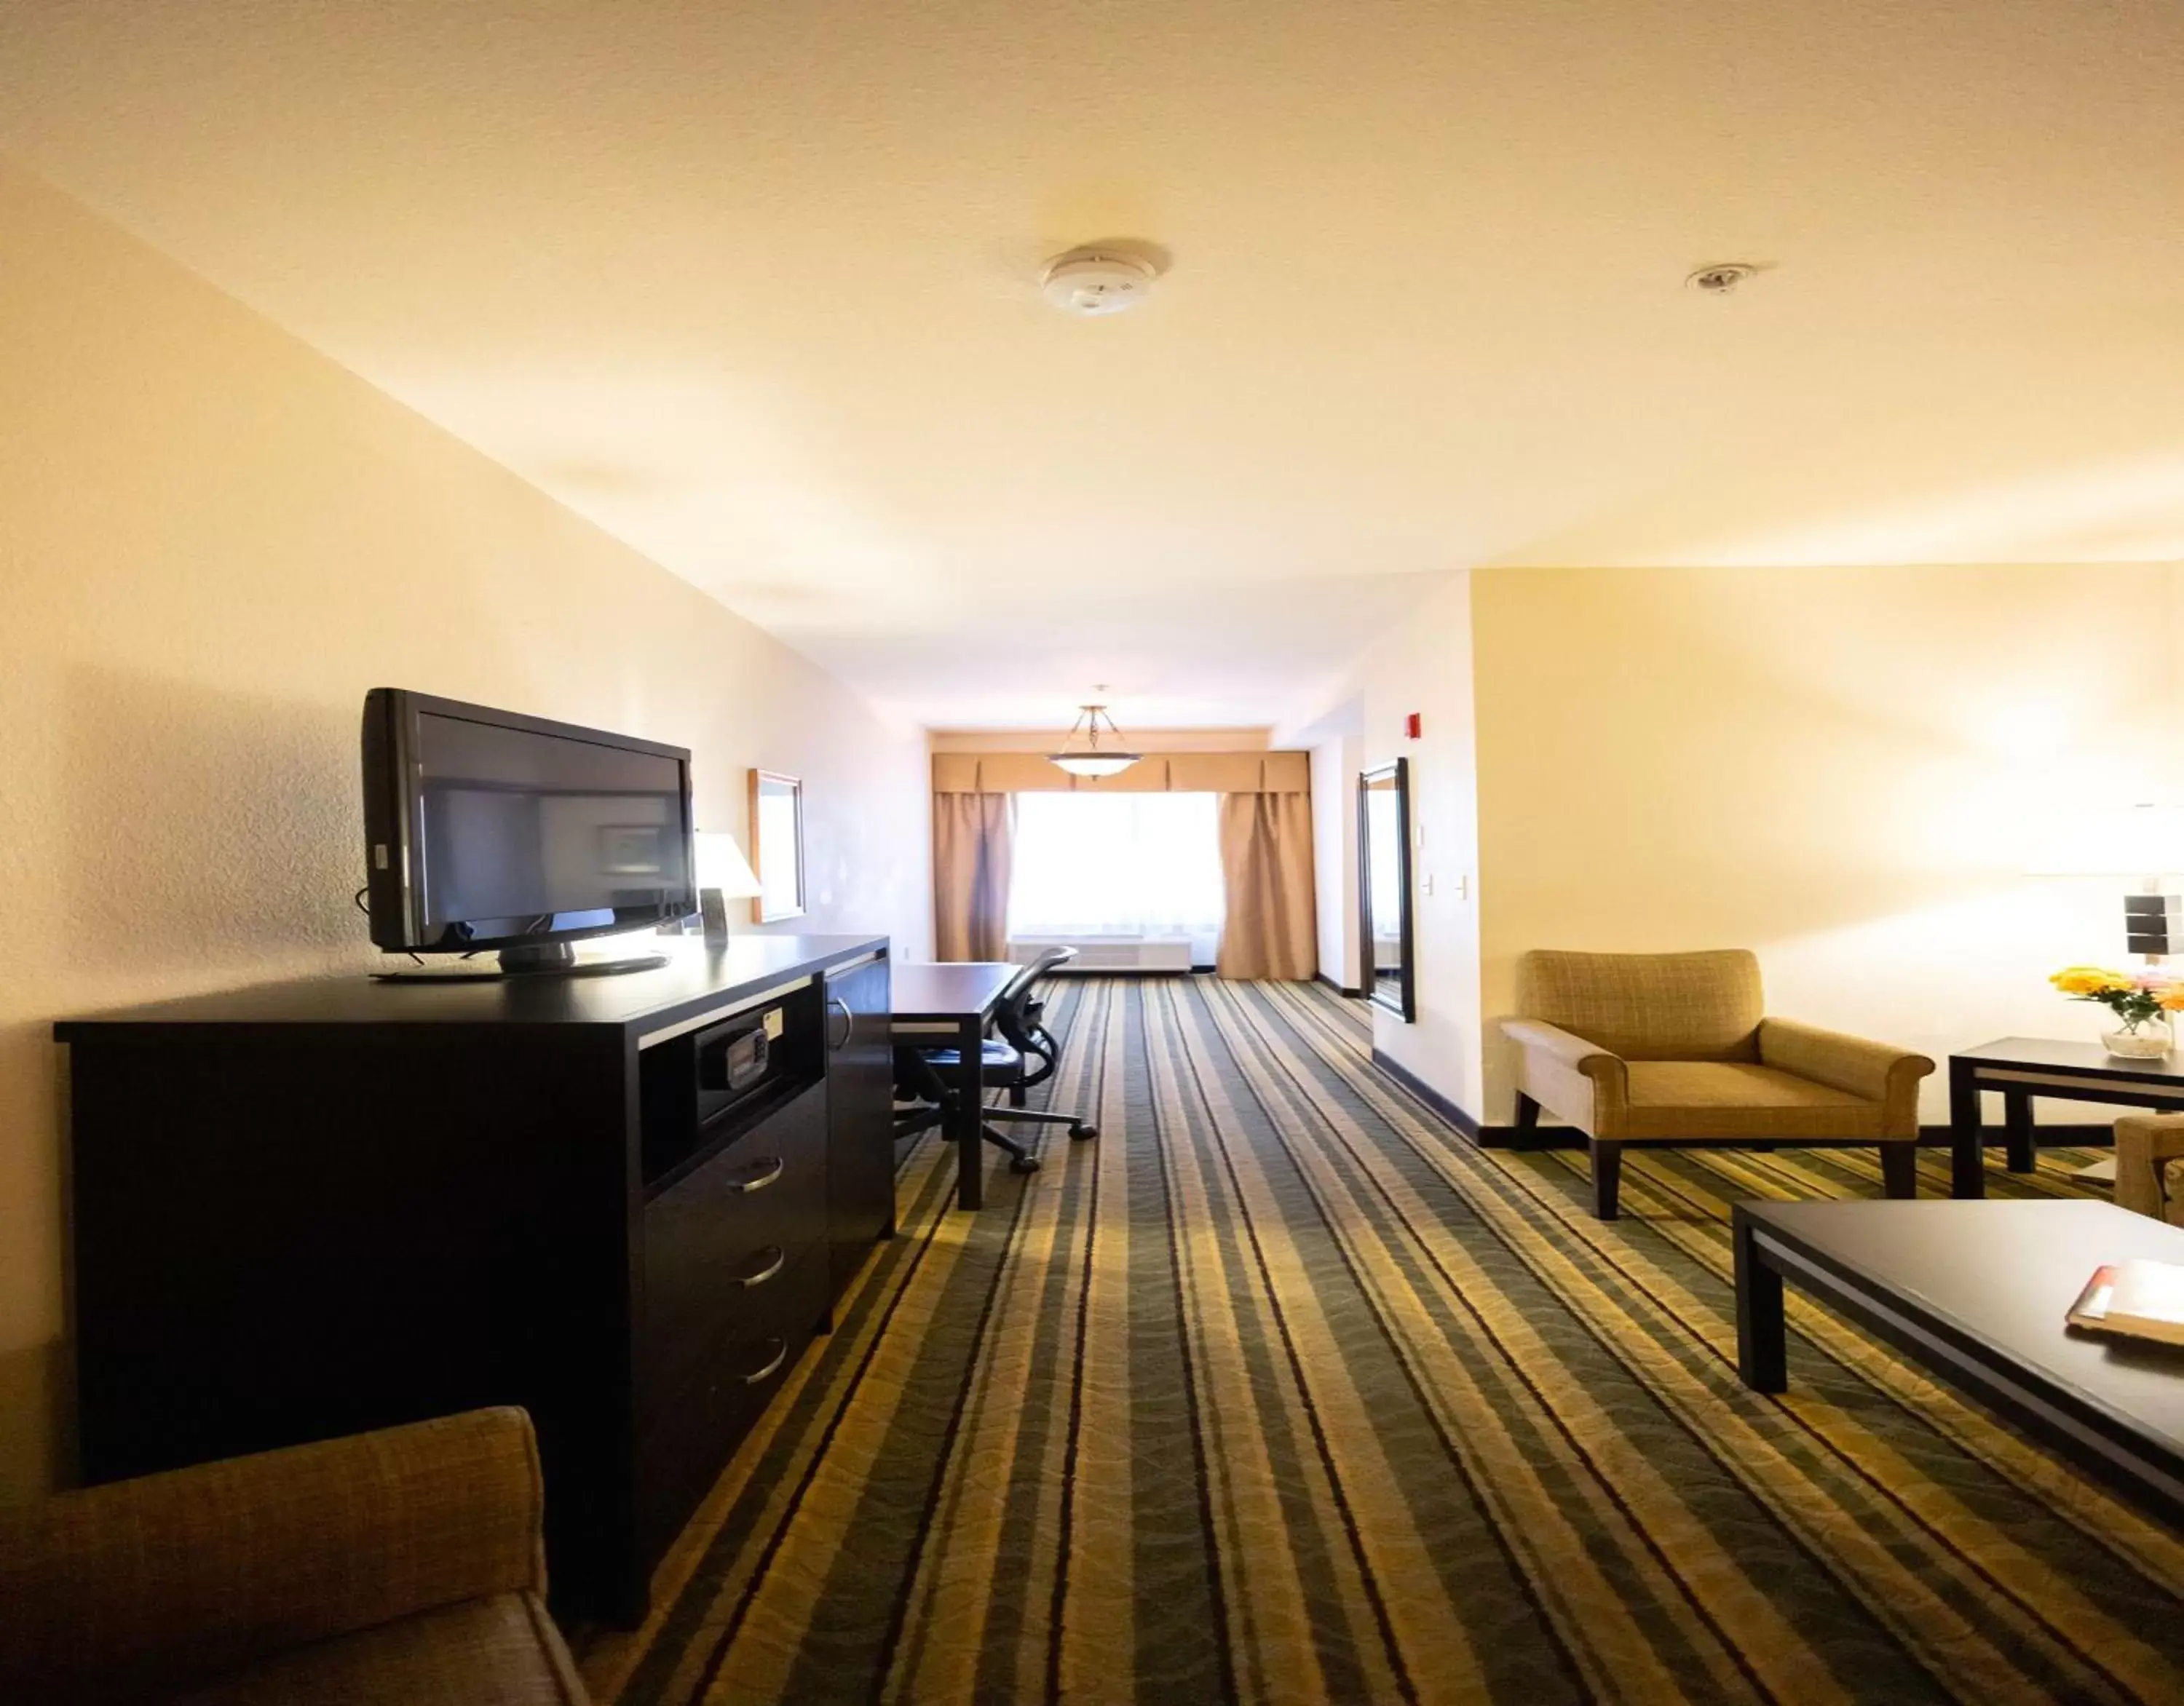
[893,948,1098,1174]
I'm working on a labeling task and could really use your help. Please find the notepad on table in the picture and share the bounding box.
[2067,1259,2184,1346]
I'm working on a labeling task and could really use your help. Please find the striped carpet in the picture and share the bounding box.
[579,978,2184,1706]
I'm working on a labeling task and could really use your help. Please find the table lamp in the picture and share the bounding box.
[2034,804,2184,964]
[693,830,764,945]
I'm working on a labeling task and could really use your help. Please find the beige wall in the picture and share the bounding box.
[1468,564,2184,1124]
[1359,576,1485,1111]
[1307,731,1363,990]
[0,161,931,1499]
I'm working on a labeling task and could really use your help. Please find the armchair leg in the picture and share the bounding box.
[1514,1092,1540,1137]
[1591,1140,1623,1220]
[1880,1144,1918,1200]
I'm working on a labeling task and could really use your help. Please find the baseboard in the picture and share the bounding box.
[1369,1049,1483,1142]
[1314,971,1364,998]
[1473,1124,2119,1153]
[1353,1074,2121,1156]
[1476,1123,1580,1151]
[1916,1122,2113,1148]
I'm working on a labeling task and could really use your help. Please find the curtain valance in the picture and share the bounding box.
[932,751,1310,795]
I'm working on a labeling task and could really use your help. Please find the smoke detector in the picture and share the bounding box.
[1686,262,1760,295]
[1040,247,1158,316]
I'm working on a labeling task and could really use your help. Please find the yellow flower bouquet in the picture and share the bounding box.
[2050,965,2183,1057]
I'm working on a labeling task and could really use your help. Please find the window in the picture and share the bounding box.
[1008,791,1224,961]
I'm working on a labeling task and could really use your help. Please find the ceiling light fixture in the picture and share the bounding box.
[1048,697,1143,778]
[1040,247,1158,316]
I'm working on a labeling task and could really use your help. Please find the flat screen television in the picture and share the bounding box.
[361,689,695,976]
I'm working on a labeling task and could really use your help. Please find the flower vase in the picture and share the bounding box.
[2101,1014,2174,1060]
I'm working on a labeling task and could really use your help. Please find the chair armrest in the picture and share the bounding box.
[1501,1018,1623,1080]
[1758,1019,1933,1124]
[1501,1018,1628,1135]
[2115,1115,2184,1221]
[0,1406,547,1704]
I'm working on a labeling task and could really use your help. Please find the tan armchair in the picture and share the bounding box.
[0,1406,590,1705]
[2116,1114,2184,1226]
[1502,949,1934,1218]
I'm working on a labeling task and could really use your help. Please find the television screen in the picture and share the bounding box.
[363,690,695,956]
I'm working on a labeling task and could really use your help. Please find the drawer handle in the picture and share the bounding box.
[828,997,853,1050]
[727,1156,784,1194]
[741,1336,789,1386]
[729,1245,786,1289]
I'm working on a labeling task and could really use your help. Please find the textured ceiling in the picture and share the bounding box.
[4,0,2180,725]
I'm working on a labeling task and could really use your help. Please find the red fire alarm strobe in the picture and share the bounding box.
[1404,713,1423,740]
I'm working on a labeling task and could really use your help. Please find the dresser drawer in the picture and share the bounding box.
[634,1237,828,1564]
[639,1082,828,1429]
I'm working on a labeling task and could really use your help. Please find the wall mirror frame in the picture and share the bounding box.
[1358,758,1416,1021]
[748,769,807,923]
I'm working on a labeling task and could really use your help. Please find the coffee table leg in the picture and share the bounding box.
[1734,1206,1787,1392]
[1949,1057,1986,1199]
[2004,1089,2036,1173]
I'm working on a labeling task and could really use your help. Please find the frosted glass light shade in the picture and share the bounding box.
[1049,753,1142,778]
[694,830,763,897]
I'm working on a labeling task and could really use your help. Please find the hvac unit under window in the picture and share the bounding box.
[1009,935,1194,974]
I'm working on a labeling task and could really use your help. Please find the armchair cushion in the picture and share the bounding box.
[1515,950,1763,1062]
[1620,1062,1883,1141]
[167,1592,585,1706]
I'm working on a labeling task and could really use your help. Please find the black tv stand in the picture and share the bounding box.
[371,941,670,983]
[57,935,895,1624]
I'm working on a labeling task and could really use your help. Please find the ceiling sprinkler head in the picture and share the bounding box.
[1687,262,1760,295]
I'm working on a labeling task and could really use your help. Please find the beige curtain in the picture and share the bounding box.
[1216,792,1318,980]
[933,793,1014,961]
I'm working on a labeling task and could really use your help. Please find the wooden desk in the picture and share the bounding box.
[1948,1037,2184,1198]
[1734,1199,2184,1526]
[891,961,1020,1211]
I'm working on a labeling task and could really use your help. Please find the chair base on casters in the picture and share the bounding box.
[984,1124,1042,1173]
[986,1106,1099,1140]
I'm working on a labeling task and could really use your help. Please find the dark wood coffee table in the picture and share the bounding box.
[1948,1036,2184,1198]
[1734,1199,2184,1525]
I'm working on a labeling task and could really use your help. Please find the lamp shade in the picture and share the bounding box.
[694,830,763,897]
[1046,700,1142,778]
[1050,753,1142,778]
[2027,804,2184,878]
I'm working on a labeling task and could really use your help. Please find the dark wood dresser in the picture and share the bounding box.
[55,934,893,1624]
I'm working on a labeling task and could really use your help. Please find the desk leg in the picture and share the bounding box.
[1734,1207,1787,1392]
[2003,1090,2036,1174]
[1948,1058,1986,1199]
[955,1015,984,1213]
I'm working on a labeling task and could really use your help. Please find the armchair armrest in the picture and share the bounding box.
[1501,1018,1623,1081]
[2115,1114,2184,1223]
[0,1406,546,1705]
[1758,1019,1933,1130]
[1502,1017,1628,1135]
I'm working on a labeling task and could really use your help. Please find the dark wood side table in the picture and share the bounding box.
[1734,1199,2184,1526]
[1948,1038,2184,1199]
[890,961,1020,1213]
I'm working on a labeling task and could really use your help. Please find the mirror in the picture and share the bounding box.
[1358,759,1415,1020]
[748,769,807,922]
